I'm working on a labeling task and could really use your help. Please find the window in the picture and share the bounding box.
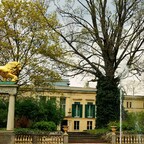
[60,98,66,115]
[74,121,79,130]
[72,102,83,118]
[127,102,132,108]
[87,121,92,130]
[85,102,95,118]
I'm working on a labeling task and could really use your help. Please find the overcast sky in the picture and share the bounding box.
[51,1,144,95]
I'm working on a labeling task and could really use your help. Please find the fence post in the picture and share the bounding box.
[63,125,69,144]
[63,133,68,144]
[0,131,15,144]
[32,135,38,144]
[111,126,117,144]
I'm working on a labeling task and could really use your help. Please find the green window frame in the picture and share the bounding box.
[85,102,95,118]
[72,102,83,118]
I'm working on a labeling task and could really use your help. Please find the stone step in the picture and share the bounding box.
[69,139,107,143]
[69,143,110,144]
[68,132,108,143]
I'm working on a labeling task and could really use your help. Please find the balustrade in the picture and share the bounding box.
[116,134,144,144]
[15,134,64,144]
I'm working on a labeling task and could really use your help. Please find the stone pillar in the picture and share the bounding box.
[7,94,15,131]
[0,83,18,144]
[32,135,38,144]
[63,133,68,144]
[63,125,69,144]
[0,131,15,144]
[111,126,117,144]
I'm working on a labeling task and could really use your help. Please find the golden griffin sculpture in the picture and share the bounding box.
[0,61,21,82]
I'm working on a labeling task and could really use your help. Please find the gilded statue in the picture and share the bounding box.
[0,61,21,82]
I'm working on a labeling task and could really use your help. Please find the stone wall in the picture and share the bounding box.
[0,131,15,144]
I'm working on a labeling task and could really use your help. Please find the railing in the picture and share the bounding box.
[15,133,64,144]
[111,127,144,144]
[116,134,144,144]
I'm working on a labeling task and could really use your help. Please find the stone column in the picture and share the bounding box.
[0,83,18,144]
[7,94,15,131]
[0,131,15,144]
[63,125,69,144]
[63,133,68,144]
[111,126,117,144]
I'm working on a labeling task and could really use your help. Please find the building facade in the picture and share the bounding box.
[20,84,96,132]
[124,95,144,112]
[19,80,144,132]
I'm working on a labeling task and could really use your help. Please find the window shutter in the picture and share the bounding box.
[72,104,76,117]
[85,105,88,118]
[92,105,95,118]
[80,104,83,118]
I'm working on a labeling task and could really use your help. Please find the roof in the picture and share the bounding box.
[35,86,96,93]
[52,79,70,87]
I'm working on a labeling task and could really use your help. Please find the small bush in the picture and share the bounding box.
[107,121,119,130]
[32,121,56,131]
[15,128,35,134]
[14,128,49,135]
[107,121,133,131]
[87,128,109,136]
[0,99,8,128]
[0,109,7,128]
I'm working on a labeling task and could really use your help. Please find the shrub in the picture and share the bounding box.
[107,120,133,131]
[15,97,64,127]
[107,121,119,130]
[87,128,109,136]
[126,112,144,133]
[32,121,56,131]
[107,112,144,133]
[0,99,8,128]
[36,100,64,125]
[15,97,39,120]
[15,128,34,134]
[14,128,49,135]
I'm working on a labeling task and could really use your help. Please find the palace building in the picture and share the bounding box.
[19,79,144,132]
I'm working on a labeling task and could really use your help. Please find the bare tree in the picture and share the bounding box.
[38,0,144,127]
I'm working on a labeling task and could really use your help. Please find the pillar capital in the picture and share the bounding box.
[0,83,18,95]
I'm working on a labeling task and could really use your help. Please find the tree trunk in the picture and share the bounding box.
[96,75,120,128]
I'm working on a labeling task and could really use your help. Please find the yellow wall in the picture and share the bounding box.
[19,86,96,132]
[124,96,144,112]
[19,86,144,132]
